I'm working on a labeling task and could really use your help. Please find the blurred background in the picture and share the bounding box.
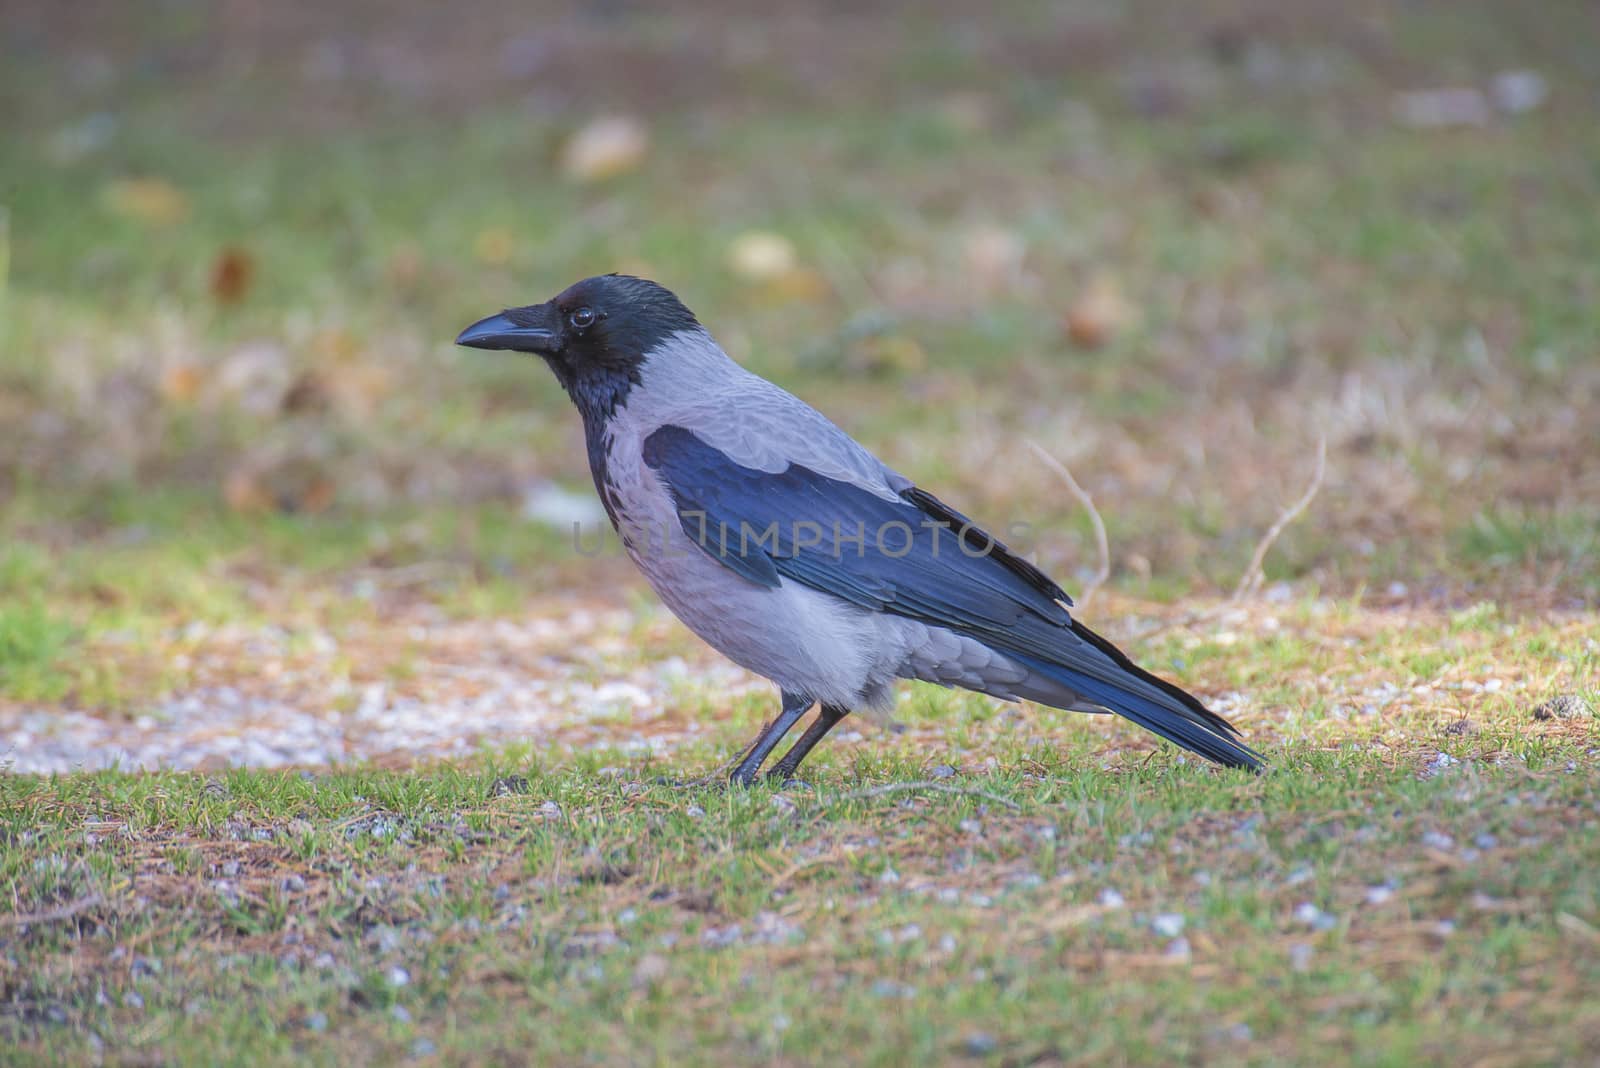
[2,1,1597,752]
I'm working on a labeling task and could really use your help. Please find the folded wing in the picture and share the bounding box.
[641,424,1262,770]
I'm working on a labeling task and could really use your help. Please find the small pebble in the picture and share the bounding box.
[489,776,529,798]
[390,1005,412,1023]
[963,1032,998,1055]
[631,953,670,990]
[1097,888,1125,909]
[1490,70,1548,115]
[411,1038,437,1058]
[387,966,411,987]
[930,764,957,779]
[1532,694,1593,721]
[1427,753,1460,775]
[306,1012,329,1033]
[1151,913,1186,938]
[700,925,742,948]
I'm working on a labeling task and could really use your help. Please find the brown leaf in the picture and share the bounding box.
[1063,274,1130,349]
[209,247,255,304]
[281,370,331,415]
[159,364,205,404]
[299,477,336,515]
[224,460,336,515]
[223,468,271,514]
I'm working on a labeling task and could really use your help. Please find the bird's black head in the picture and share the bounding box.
[455,275,700,415]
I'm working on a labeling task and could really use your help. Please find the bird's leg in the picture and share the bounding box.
[729,690,813,786]
[767,704,850,782]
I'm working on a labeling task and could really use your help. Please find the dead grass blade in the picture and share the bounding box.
[1232,434,1328,602]
[829,780,1021,811]
[1025,439,1110,609]
[1,892,104,927]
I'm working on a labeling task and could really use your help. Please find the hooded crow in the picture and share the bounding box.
[457,275,1262,782]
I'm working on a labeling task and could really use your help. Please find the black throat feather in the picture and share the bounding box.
[556,364,639,530]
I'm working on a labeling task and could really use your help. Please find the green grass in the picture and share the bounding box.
[0,601,76,703]
[3,602,1597,1062]
[5,748,1600,1065]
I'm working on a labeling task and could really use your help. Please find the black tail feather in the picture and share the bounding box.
[1003,619,1263,771]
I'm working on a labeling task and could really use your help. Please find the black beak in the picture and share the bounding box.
[455,306,559,354]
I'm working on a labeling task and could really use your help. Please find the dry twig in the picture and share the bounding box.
[1231,435,1328,602]
[1,893,104,928]
[1025,440,1111,608]
[832,780,1022,811]
[1115,434,1329,644]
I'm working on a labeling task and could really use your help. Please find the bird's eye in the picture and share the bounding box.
[569,306,596,330]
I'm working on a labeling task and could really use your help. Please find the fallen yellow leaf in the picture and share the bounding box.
[102,177,189,225]
[727,231,797,282]
[560,116,650,182]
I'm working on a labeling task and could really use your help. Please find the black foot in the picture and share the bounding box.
[766,704,850,783]
[728,690,813,784]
